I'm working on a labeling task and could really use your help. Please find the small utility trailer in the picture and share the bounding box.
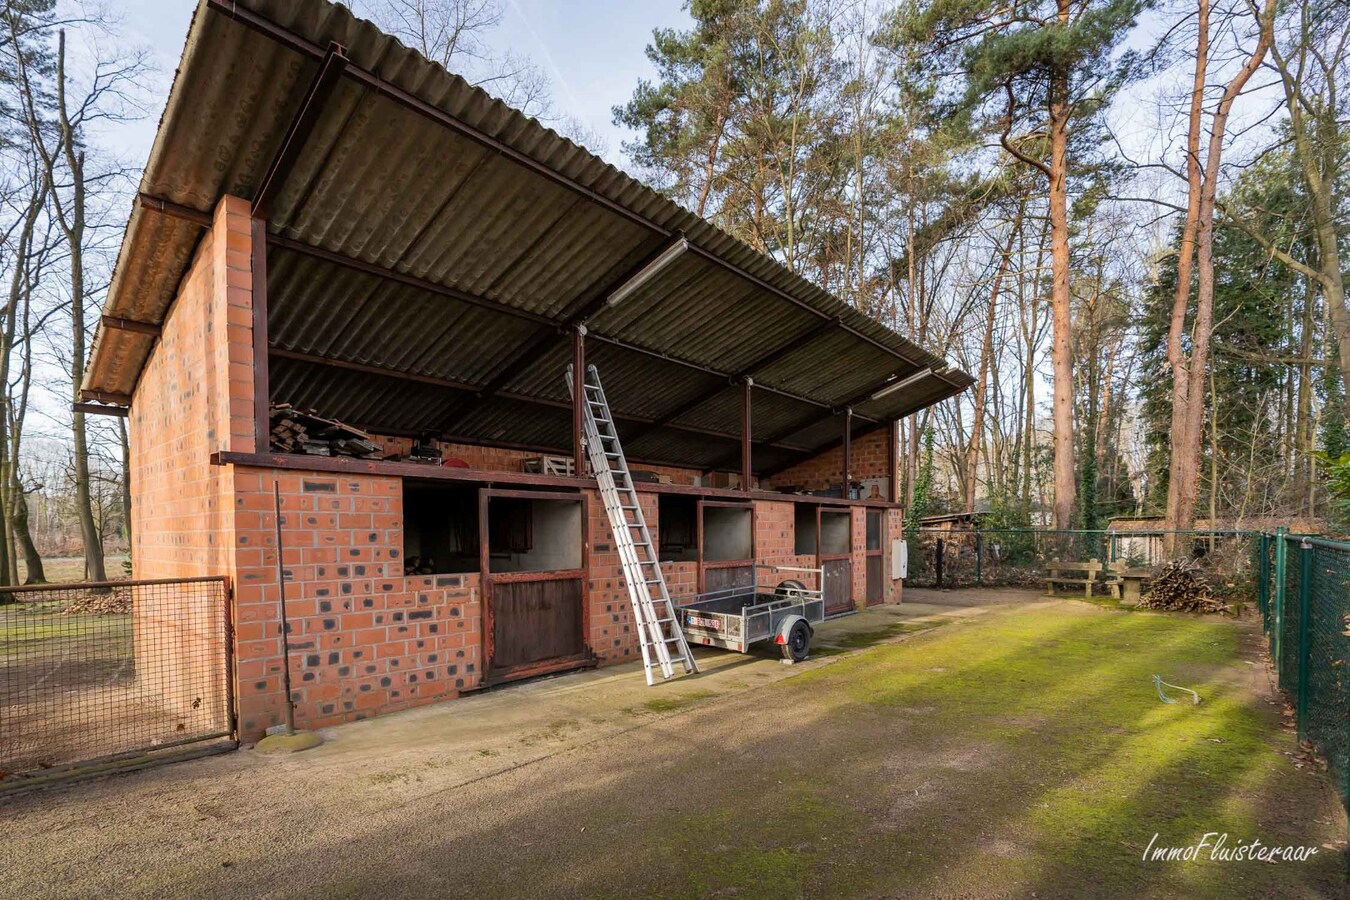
[675,566,826,662]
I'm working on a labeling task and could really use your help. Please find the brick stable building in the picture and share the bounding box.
[80,0,971,740]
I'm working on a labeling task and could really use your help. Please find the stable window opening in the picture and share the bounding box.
[820,509,852,556]
[703,505,753,562]
[658,496,699,562]
[794,503,818,555]
[866,510,884,552]
[487,496,582,574]
[403,482,479,575]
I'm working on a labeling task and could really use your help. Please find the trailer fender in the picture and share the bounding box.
[772,614,811,644]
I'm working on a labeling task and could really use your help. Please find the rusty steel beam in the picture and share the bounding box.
[437,235,690,432]
[78,389,133,405]
[136,193,212,227]
[251,41,349,219]
[100,315,161,337]
[252,216,270,451]
[270,347,478,392]
[760,383,966,479]
[842,407,853,496]
[73,401,129,418]
[741,379,752,489]
[572,325,585,475]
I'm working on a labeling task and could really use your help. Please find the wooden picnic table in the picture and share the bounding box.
[1044,560,1102,598]
[1108,567,1153,605]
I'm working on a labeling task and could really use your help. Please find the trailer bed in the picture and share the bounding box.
[674,567,825,655]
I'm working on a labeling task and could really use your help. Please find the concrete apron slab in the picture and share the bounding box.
[246,596,1020,795]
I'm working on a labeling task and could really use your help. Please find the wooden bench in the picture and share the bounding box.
[1104,560,1152,605]
[1044,560,1103,597]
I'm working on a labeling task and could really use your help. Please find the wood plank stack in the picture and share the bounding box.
[269,403,382,459]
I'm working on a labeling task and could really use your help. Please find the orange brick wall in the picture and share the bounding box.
[372,434,701,485]
[129,196,255,722]
[763,428,894,496]
[130,195,255,581]
[230,469,481,738]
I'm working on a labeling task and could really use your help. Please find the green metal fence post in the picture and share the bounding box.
[1273,526,1288,685]
[1296,537,1313,743]
[975,533,983,586]
[1252,534,1263,626]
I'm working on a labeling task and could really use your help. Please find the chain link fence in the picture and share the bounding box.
[1255,532,1350,814]
[906,528,1255,598]
[1,577,235,785]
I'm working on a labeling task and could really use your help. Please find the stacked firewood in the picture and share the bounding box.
[269,404,382,458]
[1139,560,1233,614]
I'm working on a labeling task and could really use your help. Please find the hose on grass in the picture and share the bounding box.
[1153,674,1201,705]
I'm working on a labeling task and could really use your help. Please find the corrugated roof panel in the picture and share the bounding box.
[84,0,973,470]
[271,357,461,434]
[625,427,738,469]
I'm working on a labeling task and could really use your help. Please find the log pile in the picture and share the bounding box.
[1139,560,1233,614]
[270,404,382,458]
[63,587,132,616]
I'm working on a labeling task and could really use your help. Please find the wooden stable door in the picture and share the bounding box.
[865,510,884,604]
[480,489,591,685]
[818,507,855,616]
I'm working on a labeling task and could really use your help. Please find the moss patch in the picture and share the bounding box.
[812,617,953,656]
[636,689,717,714]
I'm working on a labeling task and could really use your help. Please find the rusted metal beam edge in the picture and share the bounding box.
[73,402,130,418]
[78,389,133,405]
[252,42,349,220]
[101,315,161,337]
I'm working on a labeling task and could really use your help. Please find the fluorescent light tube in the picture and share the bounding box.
[870,367,933,401]
[607,237,689,306]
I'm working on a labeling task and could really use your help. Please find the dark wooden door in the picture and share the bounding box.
[489,575,585,675]
[480,488,591,685]
[823,558,853,615]
[865,510,884,604]
[703,564,755,594]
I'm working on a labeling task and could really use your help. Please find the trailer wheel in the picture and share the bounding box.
[781,619,811,662]
[775,579,808,599]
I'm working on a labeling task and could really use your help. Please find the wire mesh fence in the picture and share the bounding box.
[1257,533,1350,811]
[0,577,233,782]
[905,528,1256,598]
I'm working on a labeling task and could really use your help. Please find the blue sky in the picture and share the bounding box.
[108,0,690,168]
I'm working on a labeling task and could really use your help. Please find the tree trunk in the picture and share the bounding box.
[53,34,106,582]
[964,209,1019,513]
[1046,55,1076,531]
[1165,0,1274,546]
[1162,0,1210,545]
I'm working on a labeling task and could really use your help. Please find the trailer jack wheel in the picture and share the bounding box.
[782,620,811,663]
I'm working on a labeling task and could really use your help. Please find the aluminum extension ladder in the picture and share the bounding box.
[566,363,698,685]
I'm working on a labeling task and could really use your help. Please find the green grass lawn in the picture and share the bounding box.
[15,554,129,585]
[575,603,1346,898]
